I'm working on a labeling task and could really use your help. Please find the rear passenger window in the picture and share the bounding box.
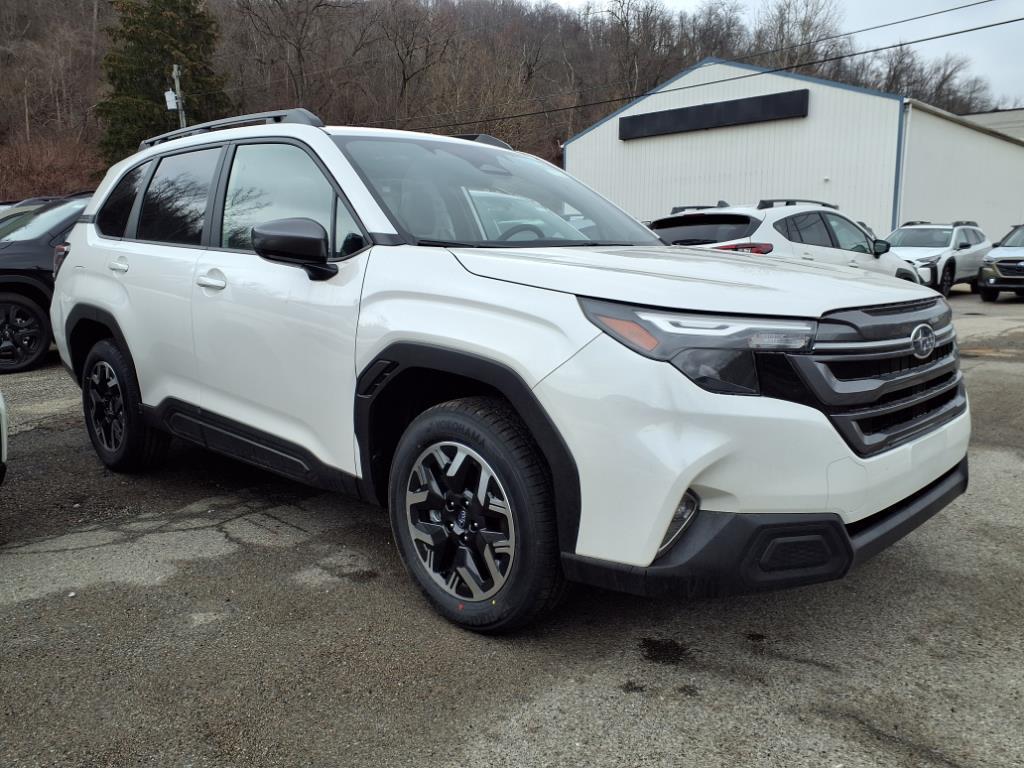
[137,148,221,245]
[221,143,333,251]
[648,214,757,245]
[785,213,832,247]
[97,162,150,237]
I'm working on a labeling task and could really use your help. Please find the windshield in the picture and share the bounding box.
[333,135,659,247]
[0,198,88,243]
[886,227,952,248]
[999,226,1024,247]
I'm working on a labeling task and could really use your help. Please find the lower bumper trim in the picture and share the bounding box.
[562,456,968,598]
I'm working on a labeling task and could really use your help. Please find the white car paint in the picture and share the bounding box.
[886,224,992,289]
[649,203,919,283]
[51,120,970,597]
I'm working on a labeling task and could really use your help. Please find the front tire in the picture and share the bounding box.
[0,292,51,374]
[979,287,1000,302]
[82,339,169,472]
[388,396,564,633]
[938,263,954,297]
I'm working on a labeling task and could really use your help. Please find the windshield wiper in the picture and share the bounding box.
[415,239,478,248]
[670,238,716,245]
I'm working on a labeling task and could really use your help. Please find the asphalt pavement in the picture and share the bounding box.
[1,287,1022,767]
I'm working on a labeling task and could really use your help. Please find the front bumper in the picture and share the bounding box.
[914,262,939,287]
[562,457,968,597]
[979,264,1024,290]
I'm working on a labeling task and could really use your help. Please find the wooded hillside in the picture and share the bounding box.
[0,0,1002,198]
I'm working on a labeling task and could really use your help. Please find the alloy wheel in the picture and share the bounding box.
[86,361,126,452]
[0,302,44,370]
[405,441,516,601]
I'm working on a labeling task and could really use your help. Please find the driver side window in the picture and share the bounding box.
[824,213,872,254]
[221,143,333,251]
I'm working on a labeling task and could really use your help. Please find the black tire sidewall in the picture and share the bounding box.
[940,264,954,297]
[0,293,51,373]
[388,405,555,630]
[81,340,150,470]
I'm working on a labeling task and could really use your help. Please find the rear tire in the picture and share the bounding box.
[82,339,169,472]
[0,292,51,374]
[388,396,564,633]
[969,279,979,294]
[979,287,999,302]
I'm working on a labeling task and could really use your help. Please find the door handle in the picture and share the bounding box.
[196,273,227,290]
[107,260,129,273]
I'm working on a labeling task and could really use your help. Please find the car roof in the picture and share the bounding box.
[651,203,831,224]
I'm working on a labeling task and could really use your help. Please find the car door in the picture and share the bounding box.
[776,212,839,264]
[966,228,989,276]
[191,140,370,476]
[822,212,879,273]
[92,146,223,407]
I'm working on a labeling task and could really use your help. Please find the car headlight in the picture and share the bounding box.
[983,252,998,264]
[579,298,817,395]
[916,254,941,265]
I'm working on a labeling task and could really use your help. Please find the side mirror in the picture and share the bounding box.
[956,241,970,250]
[992,241,1001,248]
[872,239,890,257]
[252,217,337,280]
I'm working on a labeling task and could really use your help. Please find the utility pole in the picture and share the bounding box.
[171,64,187,129]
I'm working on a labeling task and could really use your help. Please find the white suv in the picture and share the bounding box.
[886,222,991,296]
[52,111,970,632]
[649,200,920,283]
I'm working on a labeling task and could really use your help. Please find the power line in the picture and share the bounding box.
[390,0,1003,130]
[414,15,1024,133]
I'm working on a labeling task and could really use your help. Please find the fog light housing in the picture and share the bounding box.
[656,490,700,558]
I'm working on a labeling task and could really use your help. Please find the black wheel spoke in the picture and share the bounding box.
[405,440,516,602]
[84,361,126,453]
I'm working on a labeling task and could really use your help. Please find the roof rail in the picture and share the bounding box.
[453,133,513,150]
[952,220,978,227]
[669,200,730,214]
[901,220,932,226]
[139,108,324,150]
[757,198,838,210]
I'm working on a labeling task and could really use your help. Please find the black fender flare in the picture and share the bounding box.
[355,342,582,555]
[0,274,53,302]
[64,304,134,382]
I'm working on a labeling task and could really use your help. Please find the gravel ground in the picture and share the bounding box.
[1,287,1022,768]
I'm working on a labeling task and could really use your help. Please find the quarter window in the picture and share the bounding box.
[784,212,832,247]
[221,143,333,251]
[824,213,872,254]
[334,202,366,258]
[137,148,221,245]
[97,162,150,237]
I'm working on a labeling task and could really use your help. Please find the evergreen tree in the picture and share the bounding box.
[97,0,231,162]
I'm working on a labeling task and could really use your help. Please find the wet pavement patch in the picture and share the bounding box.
[639,637,692,665]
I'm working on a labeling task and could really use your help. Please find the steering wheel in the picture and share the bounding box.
[498,224,545,241]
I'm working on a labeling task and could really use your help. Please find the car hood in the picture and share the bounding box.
[889,247,947,262]
[452,244,933,317]
[990,246,1024,259]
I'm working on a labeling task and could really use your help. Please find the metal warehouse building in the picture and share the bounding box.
[564,58,1024,238]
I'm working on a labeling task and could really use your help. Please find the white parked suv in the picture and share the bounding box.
[886,221,992,296]
[52,111,970,631]
[649,200,920,283]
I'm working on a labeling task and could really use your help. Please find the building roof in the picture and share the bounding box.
[563,57,901,147]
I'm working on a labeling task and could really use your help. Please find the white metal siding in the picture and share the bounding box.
[565,61,901,233]
[899,105,1024,238]
[963,109,1024,141]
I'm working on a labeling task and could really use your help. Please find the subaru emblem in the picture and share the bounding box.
[910,324,936,360]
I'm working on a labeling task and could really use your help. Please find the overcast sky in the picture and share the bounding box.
[550,0,1024,106]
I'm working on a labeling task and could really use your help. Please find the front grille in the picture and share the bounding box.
[995,260,1024,278]
[763,299,966,457]
[827,341,954,381]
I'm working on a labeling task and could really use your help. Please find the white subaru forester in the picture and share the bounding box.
[52,110,970,632]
